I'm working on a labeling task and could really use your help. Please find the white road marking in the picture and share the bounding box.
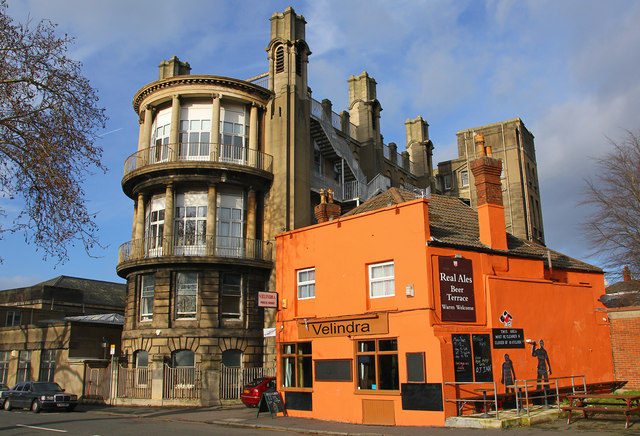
[16,424,68,433]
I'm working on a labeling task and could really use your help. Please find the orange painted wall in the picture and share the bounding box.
[275,199,614,426]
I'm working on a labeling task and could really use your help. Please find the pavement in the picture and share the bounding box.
[75,402,640,435]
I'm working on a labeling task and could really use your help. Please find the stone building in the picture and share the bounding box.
[436,118,545,245]
[115,7,432,406]
[0,276,125,397]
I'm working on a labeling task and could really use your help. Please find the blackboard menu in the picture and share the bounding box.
[257,390,287,418]
[472,334,493,382]
[452,334,473,382]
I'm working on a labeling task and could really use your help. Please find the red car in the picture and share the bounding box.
[240,377,276,407]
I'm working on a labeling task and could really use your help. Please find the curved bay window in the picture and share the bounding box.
[281,342,312,389]
[145,195,165,257]
[175,272,198,319]
[179,102,211,161]
[140,274,155,322]
[220,103,248,163]
[174,192,207,256]
[356,338,399,391]
[216,190,244,257]
[150,108,171,163]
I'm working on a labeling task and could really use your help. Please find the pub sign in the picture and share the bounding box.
[439,256,476,322]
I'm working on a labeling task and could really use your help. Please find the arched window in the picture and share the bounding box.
[134,350,148,368]
[172,350,195,368]
[275,45,285,74]
[221,349,242,368]
[134,350,149,387]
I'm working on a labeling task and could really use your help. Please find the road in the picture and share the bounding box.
[0,409,298,435]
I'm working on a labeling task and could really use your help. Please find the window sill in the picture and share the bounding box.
[279,387,313,392]
[354,389,400,396]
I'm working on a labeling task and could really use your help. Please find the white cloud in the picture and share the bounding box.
[0,275,41,289]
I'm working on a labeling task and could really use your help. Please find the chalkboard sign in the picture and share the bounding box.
[315,359,352,381]
[257,390,287,418]
[452,334,473,382]
[401,383,444,411]
[472,334,493,382]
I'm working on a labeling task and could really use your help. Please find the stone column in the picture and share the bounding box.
[163,183,174,256]
[248,104,259,167]
[206,184,217,256]
[169,94,181,161]
[141,105,154,152]
[134,193,146,258]
[151,354,164,401]
[210,94,221,161]
[246,188,257,256]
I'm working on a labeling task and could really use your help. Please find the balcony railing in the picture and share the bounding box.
[118,235,272,264]
[124,143,273,176]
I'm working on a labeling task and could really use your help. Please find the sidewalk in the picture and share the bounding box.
[77,403,639,435]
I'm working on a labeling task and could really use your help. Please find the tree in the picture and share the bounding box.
[581,130,640,280]
[0,0,107,263]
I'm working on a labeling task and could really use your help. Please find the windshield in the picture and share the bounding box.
[32,382,63,392]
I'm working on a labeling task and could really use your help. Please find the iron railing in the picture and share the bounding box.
[163,364,201,400]
[118,236,272,264]
[220,365,276,400]
[117,366,152,399]
[124,143,273,176]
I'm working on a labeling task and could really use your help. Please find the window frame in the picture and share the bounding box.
[460,170,469,188]
[443,174,452,190]
[297,267,316,300]
[6,310,22,327]
[140,274,155,322]
[220,273,242,319]
[38,349,56,382]
[16,350,32,384]
[0,351,9,385]
[368,261,395,298]
[355,338,399,392]
[281,342,313,389]
[175,272,198,319]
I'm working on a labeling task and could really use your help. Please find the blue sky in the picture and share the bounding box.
[2,0,639,288]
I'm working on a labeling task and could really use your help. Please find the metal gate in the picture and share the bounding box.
[220,365,275,399]
[84,364,111,401]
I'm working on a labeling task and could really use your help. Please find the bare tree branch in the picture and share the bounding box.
[0,0,107,263]
[581,130,640,280]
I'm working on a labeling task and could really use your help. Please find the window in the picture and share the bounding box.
[221,274,242,319]
[16,350,31,383]
[140,274,155,321]
[443,174,452,190]
[0,351,9,384]
[39,349,56,382]
[406,352,425,383]
[176,272,197,319]
[150,108,171,163]
[216,191,244,257]
[281,342,312,388]
[5,310,21,326]
[313,142,322,175]
[172,350,195,368]
[275,45,285,73]
[171,350,195,388]
[179,103,211,160]
[460,170,469,188]
[219,103,248,158]
[174,192,207,255]
[297,268,315,299]
[221,349,242,368]
[356,339,399,391]
[145,195,165,256]
[369,261,395,298]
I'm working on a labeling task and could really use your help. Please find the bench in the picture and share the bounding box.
[562,393,640,429]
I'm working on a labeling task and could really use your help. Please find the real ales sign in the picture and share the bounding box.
[439,257,476,322]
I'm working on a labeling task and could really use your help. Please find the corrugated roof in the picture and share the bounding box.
[342,188,601,273]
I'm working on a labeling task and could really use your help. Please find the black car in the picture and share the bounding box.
[1,382,78,412]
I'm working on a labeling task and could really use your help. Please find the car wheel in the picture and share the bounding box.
[31,400,41,413]
[3,399,12,411]
[66,405,76,412]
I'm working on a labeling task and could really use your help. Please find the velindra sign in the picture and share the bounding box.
[258,291,278,308]
[438,256,476,322]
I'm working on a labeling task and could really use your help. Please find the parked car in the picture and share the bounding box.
[240,376,276,407]
[0,384,8,391]
[2,382,78,413]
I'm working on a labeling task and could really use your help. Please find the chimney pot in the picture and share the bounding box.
[623,265,631,281]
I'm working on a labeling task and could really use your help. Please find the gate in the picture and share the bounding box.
[220,365,275,399]
[84,364,111,401]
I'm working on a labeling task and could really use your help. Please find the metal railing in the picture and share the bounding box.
[123,143,273,176]
[512,375,586,417]
[366,173,391,198]
[118,236,273,264]
[444,381,500,419]
[220,365,276,400]
[163,364,201,400]
[117,366,152,399]
[246,73,269,89]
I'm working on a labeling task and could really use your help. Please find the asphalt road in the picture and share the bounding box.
[0,409,299,435]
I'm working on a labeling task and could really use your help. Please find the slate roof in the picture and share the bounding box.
[0,275,126,308]
[40,313,125,326]
[605,279,640,294]
[342,188,601,273]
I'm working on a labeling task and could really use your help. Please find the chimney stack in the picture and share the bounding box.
[470,134,507,250]
[623,265,631,281]
[314,189,341,223]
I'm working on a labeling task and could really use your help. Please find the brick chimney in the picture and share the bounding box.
[470,134,507,250]
[623,265,631,281]
[314,189,341,223]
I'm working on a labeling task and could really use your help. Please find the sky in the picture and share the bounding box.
[2,0,639,288]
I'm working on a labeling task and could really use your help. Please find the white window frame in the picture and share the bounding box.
[443,174,452,190]
[176,272,198,319]
[140,274,155,322]
[369,261,395,298]
[461,170,469,188]
[220,273,242,319]
[179,103,211,161]
[297,268,315,300]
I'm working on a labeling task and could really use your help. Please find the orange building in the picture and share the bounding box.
[274,140,614,426]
